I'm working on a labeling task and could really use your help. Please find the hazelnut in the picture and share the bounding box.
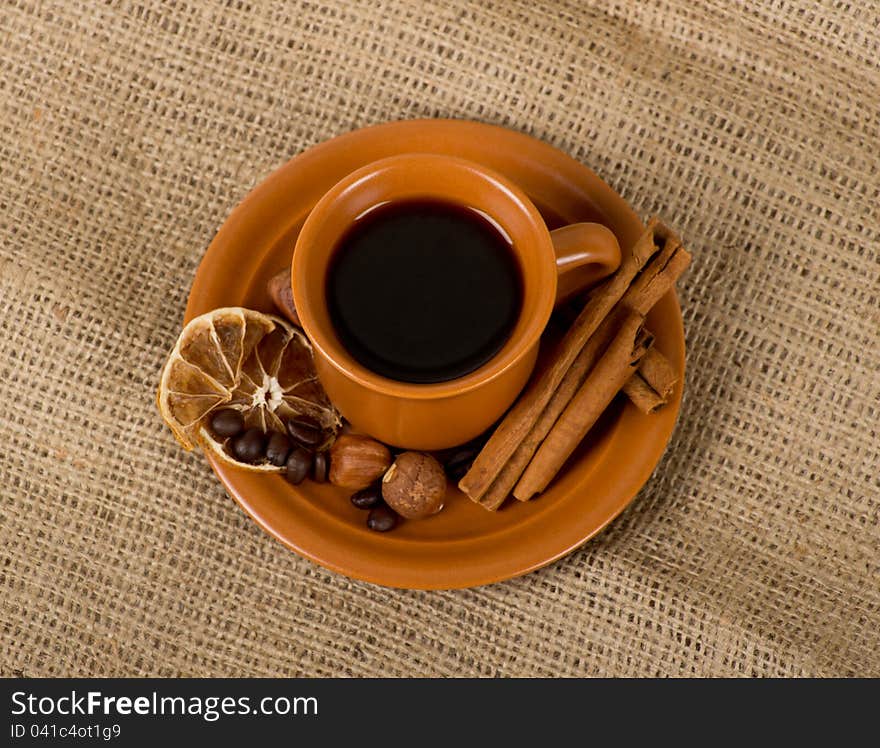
[267,268,301,327]
[328,434,392,490]
[381,451,446,519]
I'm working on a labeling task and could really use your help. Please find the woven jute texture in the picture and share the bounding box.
[1,0,878,677]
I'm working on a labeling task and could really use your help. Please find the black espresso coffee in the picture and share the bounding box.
[326,200,522,384]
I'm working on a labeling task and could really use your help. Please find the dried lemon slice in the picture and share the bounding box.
[157,307,340,470]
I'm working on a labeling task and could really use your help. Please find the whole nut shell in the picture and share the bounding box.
[381,451,446,519]
[328,434,392,490]
[267,268,302,327]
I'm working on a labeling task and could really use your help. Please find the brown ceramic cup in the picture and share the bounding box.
[291,154,620,449]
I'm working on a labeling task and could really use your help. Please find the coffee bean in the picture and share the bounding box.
[350,483,382,510]
[367,504,398,532]
[285,447,312,484]
[231,428,265,463]
[444,446,479,482]
[287,415,323,447]
[265,432,292,467]
[311,451,329,483]
[211,408,244,438]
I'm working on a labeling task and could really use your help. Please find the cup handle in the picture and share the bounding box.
[549,222,621,305]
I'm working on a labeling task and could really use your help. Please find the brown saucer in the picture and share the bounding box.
[185,119,684,589]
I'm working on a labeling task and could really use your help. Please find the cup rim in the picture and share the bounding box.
[291,153,557,400]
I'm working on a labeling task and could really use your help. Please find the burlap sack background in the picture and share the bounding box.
[1,0,877,678]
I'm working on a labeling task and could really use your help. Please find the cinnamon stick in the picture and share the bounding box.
[513,314,652,501]
[622,347,678,413]
[464,231,691,509]
[620,235,689,316]
[498,324,681,507]
[477,305,633,510]
[638,347,677,399]
[458,218,663,504]
[622,372,665,413]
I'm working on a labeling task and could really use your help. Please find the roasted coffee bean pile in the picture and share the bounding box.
[366,504,398,532]
[209,408,402,532]
[350,484,382,509]
[209,410,332,483]
[285,446,314,483]
[349,482,399,532]
[211,408,245,437]
[208,409,491,534]
[231,427,267,463]
[442,439,485,482]
[265,432,291,466]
